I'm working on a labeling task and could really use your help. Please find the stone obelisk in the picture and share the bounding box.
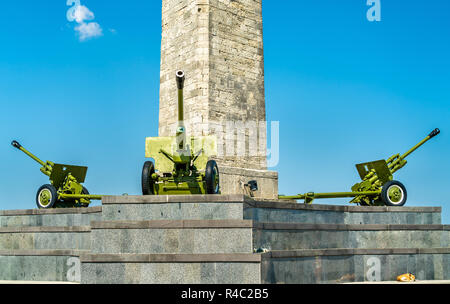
[159,0,277,198]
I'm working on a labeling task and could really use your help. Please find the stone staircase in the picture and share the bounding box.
[0,207,101,282]
[0,195,448,283]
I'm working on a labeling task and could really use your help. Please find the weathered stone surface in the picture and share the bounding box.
[0,226,91,250]
[80,253,261,284]
[101,195,442,224]
[79,248,450,284]
[88,217,450,254]
[90,225,253,254]
[159,0,267,170]
[261,249,450,283]
[243,200,442,224]
[0,195,447,283]
[81,261,261,284]
[0,250,85,283]
[0,207,101,227]
[219,166,278,199]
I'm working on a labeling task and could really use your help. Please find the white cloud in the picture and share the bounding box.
[74,5,95,23]
[75,21,103,41]
[66,1,103,42]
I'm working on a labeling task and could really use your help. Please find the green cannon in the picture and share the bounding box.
[279,128,440,206]
[11,140,102,209]
[141,70,220,195]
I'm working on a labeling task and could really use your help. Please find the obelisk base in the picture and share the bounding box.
[218,166,278,200]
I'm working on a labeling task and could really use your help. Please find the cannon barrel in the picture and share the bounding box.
[11,140,22,150]
[176,70,185,90]
[175,70,186,150]
[11,140,46,167]
[176,70,185,122]
[400,128,440,160]
[429,128,440,138]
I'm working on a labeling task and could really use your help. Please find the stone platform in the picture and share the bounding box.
[219,166,279,200]
[0,195,448,283]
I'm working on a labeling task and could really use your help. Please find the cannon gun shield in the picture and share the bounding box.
[145,135,217,172]
[355,159,392,185]
[50,164,88,189]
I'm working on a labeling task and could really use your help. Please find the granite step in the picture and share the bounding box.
[253,222,450,251]
[0,226,91,250]
[90,220,254,254]
[80,252,261,284]
[79,247,450,284]
[0,207,102,228]
[90,219,450,254]
[0,249,87,283]
[261,247,450,283]
[101,195,442,225]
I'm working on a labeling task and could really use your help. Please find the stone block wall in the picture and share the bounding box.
[159,0,267,170]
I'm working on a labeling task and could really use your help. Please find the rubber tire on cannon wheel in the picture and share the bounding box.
[36,184,58,209]
[142,161,155,195]
[80,186,90,208]
[205,160,220,194]
[381,180,407,207]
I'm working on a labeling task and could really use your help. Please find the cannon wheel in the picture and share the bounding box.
[142,161,155,195]
[80,187,90,207]
[36,184,58,209]
[205,160,220,194]
[381,180,407,206]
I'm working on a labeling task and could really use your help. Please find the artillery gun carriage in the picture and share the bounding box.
[142,70,220,195]
[279,128,441,206]
[11,140,101,209]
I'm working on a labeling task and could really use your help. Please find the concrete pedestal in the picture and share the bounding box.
[0,196,448,284]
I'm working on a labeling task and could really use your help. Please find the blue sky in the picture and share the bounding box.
[0,1,449,223]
